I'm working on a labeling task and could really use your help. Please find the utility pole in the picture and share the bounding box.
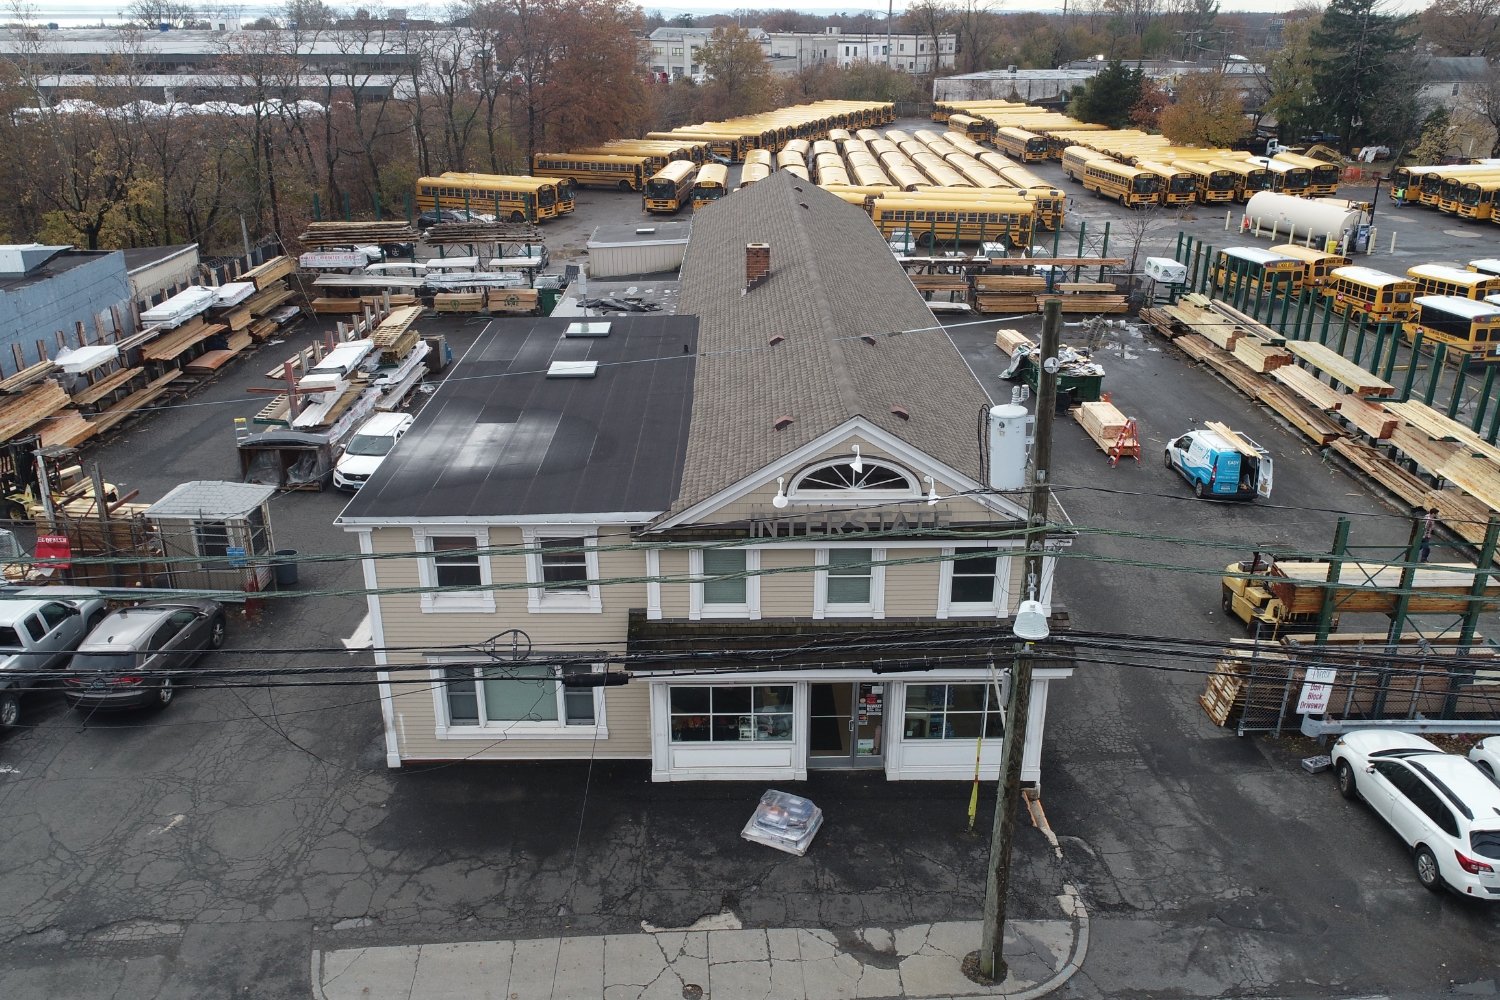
[978,297,1061,982]
[886,0,893,70]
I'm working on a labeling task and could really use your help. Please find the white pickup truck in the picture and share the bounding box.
[0,588,108,727]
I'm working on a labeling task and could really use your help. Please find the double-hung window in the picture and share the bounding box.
[816,547,884,618]
[417,528,494,613]
[690,546,760,619]
[439,662,604,735]
[938,545,1008,618]
[524,528,602,612]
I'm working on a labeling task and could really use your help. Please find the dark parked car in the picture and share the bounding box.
[417,210,464,230]
[62,600,226,713]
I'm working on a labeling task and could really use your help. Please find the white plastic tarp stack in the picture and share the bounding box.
[741,790,823,856]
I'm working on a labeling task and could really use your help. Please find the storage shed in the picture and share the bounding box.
[585,222,692,277]
[144,481,278,593]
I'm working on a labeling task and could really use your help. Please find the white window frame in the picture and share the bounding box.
[936,544,1012,619]
[523,527,602,614]
[689,547,761,620]
[415,526,495,614]
[787,457,920,504]
[813,545,885,619]
[431,659,608,740]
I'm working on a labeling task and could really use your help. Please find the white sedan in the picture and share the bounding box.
[1332,730,1500,899]
[1471,736,1500,783]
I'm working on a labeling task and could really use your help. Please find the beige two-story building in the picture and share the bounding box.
[338,174,1071,783]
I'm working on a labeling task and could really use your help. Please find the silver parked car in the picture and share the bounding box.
[0,587,108,727]
[62,600,226,713]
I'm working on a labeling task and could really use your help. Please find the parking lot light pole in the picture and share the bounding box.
[977,298,1060,982]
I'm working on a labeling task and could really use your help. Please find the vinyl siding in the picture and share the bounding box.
[757,546,817,617]
[657,547,691,619]
[369,525,651,761]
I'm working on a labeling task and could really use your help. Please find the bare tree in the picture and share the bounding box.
[124,0,200,28]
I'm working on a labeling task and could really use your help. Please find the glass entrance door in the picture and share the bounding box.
[807,682,885,769]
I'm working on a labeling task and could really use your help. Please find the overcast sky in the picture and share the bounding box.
[19,0,1435,27]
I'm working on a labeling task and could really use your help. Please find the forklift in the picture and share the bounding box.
[0,434,118,523]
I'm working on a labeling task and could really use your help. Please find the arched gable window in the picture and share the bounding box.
[788,457,919,502]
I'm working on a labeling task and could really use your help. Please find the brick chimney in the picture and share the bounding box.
[745,243,770,292]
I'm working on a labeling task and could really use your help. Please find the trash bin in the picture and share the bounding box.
[273,549,299,588]
[539,287,563,316]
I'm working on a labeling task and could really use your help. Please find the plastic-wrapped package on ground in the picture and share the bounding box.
[741,789,823,856]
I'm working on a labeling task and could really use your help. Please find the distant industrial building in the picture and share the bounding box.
[647,26,769,83]
[935,58,1267,110]
[0,27,421,100]
[767,28,957,74]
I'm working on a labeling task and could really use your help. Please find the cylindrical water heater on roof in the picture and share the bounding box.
[988,403,1031,491]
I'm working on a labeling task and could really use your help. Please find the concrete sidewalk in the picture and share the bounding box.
[312,885,1088,1000]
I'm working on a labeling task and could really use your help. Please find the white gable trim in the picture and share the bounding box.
[649,417,1027,532]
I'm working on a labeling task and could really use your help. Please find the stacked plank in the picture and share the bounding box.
[311,298,369,315]
[141,317,225,363]
[40,372,180,448]
[240,255,296,289]
[371,305,422,363]
[424,221,538,245]
[434,292,485,313]
[1048,281,1127,314]
[974,274,1045,314]
[1330,439,1431,506]
[70,367,144,410]
[909,273,969,296]
[0,378,70,441]
[993,328,1035,356]
[299,221,418,248]
[1233,339,1293,374]
[1073,400,1137,458]
[1284,341,1395,397]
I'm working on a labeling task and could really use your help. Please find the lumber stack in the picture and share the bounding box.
[0,379,70,441]
[910,273,969,295]
[993,328,1035,356]
[1330,439,1431,505]
[1073,400,1137,458]
[1285,341,1395,397]
[974,273,1045,314]
[486,289,539,315]
[1233,338,1292,373]
[311,298,369,315]
[435,292,485,314]
[299,221,419,248]
[39,372,179,448]
[0,361,59,394]
[1045,290,1128,314]
[1254,384,1343,445]
[371,304,423,363]
[70,367,143,409]
[240,255,296,289]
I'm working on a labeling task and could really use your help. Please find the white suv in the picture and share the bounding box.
[1332,730,1500,899]
[333,412,413,491]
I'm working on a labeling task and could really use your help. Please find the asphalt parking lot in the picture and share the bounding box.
[0,131,1498,999]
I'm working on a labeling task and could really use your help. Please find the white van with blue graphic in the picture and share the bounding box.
[1164,422,1273,500]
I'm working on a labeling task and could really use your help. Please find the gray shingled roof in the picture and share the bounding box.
[669,171,991,514]
[145,480,276,519]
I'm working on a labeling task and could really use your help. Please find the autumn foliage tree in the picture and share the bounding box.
[698,25,780,118]
[1158,71,1247,147]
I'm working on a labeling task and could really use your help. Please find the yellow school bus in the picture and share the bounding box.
[643,160,698,214]
[533,152,649,191]
[738,162,772,190]
[1253,157,1312,196]
[870,194,1036,247]
[993,126,1050,162]
[1404,296,1500,365]
[1174,160,1238,204]
[1212,246,1306,297]
[946,113,997,143]
[1060,145,1109,182]
[691,163,730,210]
[1407,263,1500,301]
[417,174,557,222]
[1325,265,1418,323]
[1078,158,1160,206]
[1270,244,1350,289]
[1211,159,1274,202]
[1134,159,1198,205]
[1443,174,1500,217]
[1271,152,1341,196]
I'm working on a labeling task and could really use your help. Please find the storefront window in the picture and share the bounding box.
[669,685,793,742]
[903,683,1003,740]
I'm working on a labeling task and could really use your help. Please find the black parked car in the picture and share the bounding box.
[417,210,464,230]
[62,600,227,713]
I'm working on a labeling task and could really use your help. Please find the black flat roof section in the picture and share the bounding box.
[342,315,698,520]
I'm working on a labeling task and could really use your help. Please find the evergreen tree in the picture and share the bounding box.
[1310,0,1422,148]
[1067,60,1145,128]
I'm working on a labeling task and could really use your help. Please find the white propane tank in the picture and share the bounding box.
[1244,191,1363,245]
[988,403,1031,491]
